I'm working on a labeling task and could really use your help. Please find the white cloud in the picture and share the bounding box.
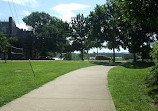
[52,3,90,22]
[23,10,30,16]
[2,0,38,8]
[16,23,32,31]
[52,3,90,11]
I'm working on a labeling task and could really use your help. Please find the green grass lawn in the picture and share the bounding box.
[0,61,94,107]
[108,62,158,111]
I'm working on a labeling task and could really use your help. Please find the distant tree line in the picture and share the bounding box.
[0,0,157,61]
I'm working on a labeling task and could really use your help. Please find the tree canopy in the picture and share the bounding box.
[23,12,70,57]
[70,14,91,60]
[19,0,158,61]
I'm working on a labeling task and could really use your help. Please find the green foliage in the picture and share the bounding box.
[152,42,158,63]
[84,53,90,60]
[0,61,94,107]
[0,32,10,53]
[88,5,105,48]
[88,1,123,62]
[64,52,72,60]
[46,51,56,57]
[116,0,158,33]
[71,54,81,60]
[146,42,158,103]
[23,11,52,29]
[23,12,70,56]
[0,32,18,61]
[115,0,156,61]
[70,14,91,60]
[21,1,157,63]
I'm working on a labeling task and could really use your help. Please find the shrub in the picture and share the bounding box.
[150,42,158,84]
[147,42,158,104]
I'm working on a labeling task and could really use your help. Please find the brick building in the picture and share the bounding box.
[0,17,33,59]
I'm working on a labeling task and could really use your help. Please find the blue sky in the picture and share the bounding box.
[0,0,106,28]
[0,0,128,53]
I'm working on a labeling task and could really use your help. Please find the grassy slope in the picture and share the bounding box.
[108,62,158,111]
[0,61,94,107]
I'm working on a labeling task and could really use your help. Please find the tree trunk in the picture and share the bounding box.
[87,51,89,61]
[81,49,84,61]
[4,52,7,63]
[112,48,115,63]
[133,53,137,62]
[8,49,11,60]
[97,48,98,56]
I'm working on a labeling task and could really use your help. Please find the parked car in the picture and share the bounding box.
[95,55,111,60]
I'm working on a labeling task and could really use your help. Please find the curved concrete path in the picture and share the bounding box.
[0,66,116,111]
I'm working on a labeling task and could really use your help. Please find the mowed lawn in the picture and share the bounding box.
[108,62,158,111]
[0,61,94,107]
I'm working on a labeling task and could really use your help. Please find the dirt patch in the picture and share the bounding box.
[15,70,31,72]
[150,102,157,109]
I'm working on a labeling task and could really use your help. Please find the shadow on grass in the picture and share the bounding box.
[90,61,154,68]
[148,88,158,97]
[90,60,125,66]
[148,88,158,105]
[123,61,154,69]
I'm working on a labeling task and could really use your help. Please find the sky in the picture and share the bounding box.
[0,0,128,53]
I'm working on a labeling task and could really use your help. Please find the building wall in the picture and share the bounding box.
[0,17,33,60]
[0,22,9,35]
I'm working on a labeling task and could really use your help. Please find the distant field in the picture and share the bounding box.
[0,61,94,107]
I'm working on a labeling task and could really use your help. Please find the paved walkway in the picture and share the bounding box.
[0,66,116,111]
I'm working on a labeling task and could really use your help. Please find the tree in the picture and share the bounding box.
[89,0,155,62]
[89,2,122,62]
[127,22,153,61]
[70,14,90,60]
[116,0,158,33]
[104,1,123,62]
[88,5,105,55]
[23,11,52,31]
[54,20,70,54]
[23,12,54,57]
[0,32,11,62]
[116,0,156,61]
[23,12,70,57]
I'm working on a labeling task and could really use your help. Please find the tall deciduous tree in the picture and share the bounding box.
[70,14,90,60]
[88,5,105,55]
[116,0,156,61]
[23,12,70,57]
[89,2,123,62]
